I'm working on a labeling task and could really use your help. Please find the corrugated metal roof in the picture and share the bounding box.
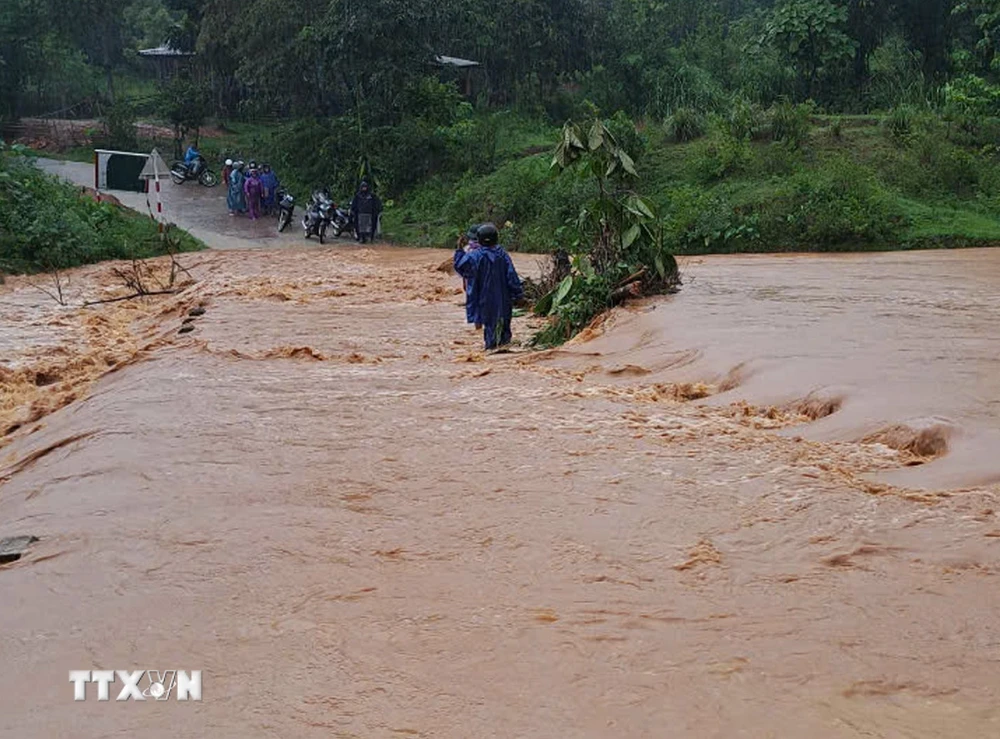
[434,55,480,68]
[138,45,194,57]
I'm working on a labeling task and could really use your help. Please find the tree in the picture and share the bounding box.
[61,0,127,101]
[158,76,212,158]
[764,0,858,99]
[535,113,678,345]
[954,0,1000,72]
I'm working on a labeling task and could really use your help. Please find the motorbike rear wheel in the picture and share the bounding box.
[319,223,327,245]
[169,167,187,185]
[278,211,291,233]
[199,169,219,187]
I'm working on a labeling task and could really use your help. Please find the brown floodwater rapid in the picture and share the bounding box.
[1,164,1000,737]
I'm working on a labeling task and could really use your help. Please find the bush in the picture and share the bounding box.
[758,159,907,248]
[666,186,760,253]
[533,271,616,346]
[722,97,764,141]
[668,108,707,143]
[943,74,1000,134]
[694,131,752,181]
[768,101,812,148]
[867,33,928,110]
[876,127,988,200]
[752,141,802,177]
[100,99,138,151]
[664,157,906,254]
[606,110,647,163]
[0,148,202,273]
[884,105,915,144]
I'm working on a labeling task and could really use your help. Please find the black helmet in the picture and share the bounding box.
[465,223,481,241]
[476,223,499,246]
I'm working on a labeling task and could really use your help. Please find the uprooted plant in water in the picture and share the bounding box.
[532,114,681,347]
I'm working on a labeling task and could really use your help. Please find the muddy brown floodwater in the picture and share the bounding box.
[2,168,1000,738]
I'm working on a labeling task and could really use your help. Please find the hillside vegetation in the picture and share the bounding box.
[8,0,1000,337]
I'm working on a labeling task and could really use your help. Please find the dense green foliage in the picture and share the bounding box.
[8,0,1000,121]
[6,0,1000,336]
[0,145,202,274]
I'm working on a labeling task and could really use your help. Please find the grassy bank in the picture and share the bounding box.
[25,107,1000,256]
[382,111,1000,254]
[1,145,203,274]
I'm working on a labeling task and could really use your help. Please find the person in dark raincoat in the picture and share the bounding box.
[460,223,482,327]
[453,223,523,350]
[350,180,382,243]
[227,161,247,215]
[244,168,264,220]
[260,164,279,215]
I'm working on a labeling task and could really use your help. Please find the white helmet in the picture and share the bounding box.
[225,158,233,166]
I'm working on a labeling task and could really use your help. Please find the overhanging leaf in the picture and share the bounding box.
[588,120,605,151]
[533,287,555,316]
[619,150,638,176]
[551,274,576,313]
[623,223,641,248]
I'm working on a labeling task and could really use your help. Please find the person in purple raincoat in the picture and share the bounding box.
[244,168,264,221]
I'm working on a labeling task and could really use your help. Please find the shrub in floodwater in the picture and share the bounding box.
[533,271,616,347]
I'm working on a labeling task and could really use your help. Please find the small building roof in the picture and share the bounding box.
[138,44,194,58]
[434,55,480,68]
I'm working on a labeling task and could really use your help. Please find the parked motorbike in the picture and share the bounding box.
[169,157,219,187]
[277,189,295,233]
[303,190,334,244]
[331,205,350,238]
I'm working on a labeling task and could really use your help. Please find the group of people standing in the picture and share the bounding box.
[223,159,281,220]
[454,222,524,351]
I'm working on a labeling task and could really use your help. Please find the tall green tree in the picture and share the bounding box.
[764,0,858,99]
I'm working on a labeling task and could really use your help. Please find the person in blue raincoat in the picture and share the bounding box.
[227,161,247,215]
[184,144,202,175]
[260,164,279,215]
[461,223,482,327]
[454,223,523,350]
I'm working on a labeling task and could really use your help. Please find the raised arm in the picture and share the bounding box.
[454,248,476,279]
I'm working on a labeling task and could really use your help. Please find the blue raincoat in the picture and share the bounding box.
[227,169,247,213]
[260,170,279,209]
[454,244,523,349]
[463,240,480,324]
